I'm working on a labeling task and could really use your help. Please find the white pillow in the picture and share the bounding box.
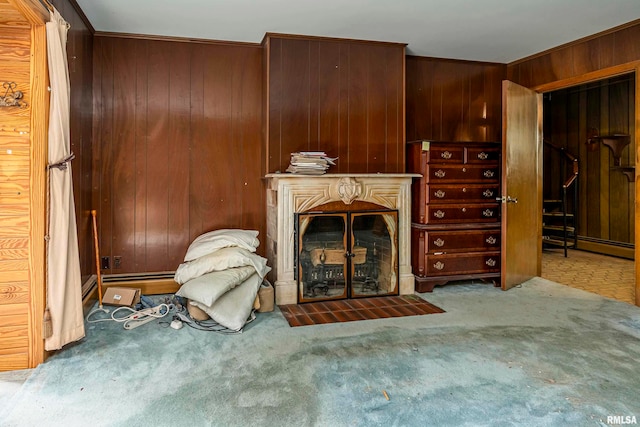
[184,229,260,262]
[174,246,270,284]
[175,265,256,306]
[190,273,263,331]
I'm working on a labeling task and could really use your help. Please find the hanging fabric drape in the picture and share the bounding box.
[44,7,85,351]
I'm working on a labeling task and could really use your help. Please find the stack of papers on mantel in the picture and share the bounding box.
[286,151,338,175]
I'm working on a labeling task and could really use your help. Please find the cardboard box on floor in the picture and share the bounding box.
[102,287,141,307]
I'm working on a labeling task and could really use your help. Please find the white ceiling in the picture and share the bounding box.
[75,0,640,63]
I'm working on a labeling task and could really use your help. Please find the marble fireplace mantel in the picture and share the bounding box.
[265,173,420,305]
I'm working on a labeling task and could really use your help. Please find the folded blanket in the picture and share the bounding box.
[174,246,269,284]
[175,265,257,306]
[189,272,264,331]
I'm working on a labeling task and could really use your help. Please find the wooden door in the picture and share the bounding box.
[501,81,543,290]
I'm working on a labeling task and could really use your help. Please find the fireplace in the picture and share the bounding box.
[296,209,398,303]
[265,174,418,305]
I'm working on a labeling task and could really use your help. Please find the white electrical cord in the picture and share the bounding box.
[86,303,171,330]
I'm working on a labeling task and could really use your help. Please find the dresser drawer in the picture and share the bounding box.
[427,184,499,203]
[425,144,464,163]
[426,203,499,224]
[425,164,499,183]
[425,229,501,253]
[465,146,500,164]
[423,252,500,276]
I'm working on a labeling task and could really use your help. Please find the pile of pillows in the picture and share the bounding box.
[174,229,271,331]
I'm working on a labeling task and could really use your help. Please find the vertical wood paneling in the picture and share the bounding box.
[317,42,341,167]
[265,35,405,174]
[236,46,263,230]
[188,43,204,241]
[367,44,387,173]
[94,36,263,273]
[133,39,148,270]
[279,39,310,164]
[167,42,191,269]
[266,38,281,174]
[385,46,402,172]
[145,41,171,271]
[337,44,350,173]
[406,56,506,143]
[112,37,137,271]
[97,37,114,266]
[0,1,31,372]
[348,43,368,172]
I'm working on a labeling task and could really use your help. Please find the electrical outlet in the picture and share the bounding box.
[114,256,122,269]
[101,256,110,270]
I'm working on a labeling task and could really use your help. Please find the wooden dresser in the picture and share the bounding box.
[407,141,501,292]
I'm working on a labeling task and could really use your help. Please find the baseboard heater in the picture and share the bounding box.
[577,236,634,260]
[82,272,179,304]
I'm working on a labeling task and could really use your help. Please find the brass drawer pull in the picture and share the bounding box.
[477,152,489,160]
[483,189,494,197]
[482,209,494,217]
[434,190,446,198]
[483,169,495,178]
[433,238,445,247]
[461,208,467,212]
[433,210,445,219]
[486,236,497,244]
[462,167,467,172]
[486,258,497,267]
[433,261,445,270]
[435,169,446,178]
[441,151,452,159]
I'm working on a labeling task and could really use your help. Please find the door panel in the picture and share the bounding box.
[501,81,543,290]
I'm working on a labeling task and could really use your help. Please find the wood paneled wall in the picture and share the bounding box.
[508,20,640,89]
[544,75,635,245]
[0,0,33,372]
[264,34,405,174]
[0,0,49,371]
[51,0,94,283]
[93,36,263,274]
[406,56,506,143]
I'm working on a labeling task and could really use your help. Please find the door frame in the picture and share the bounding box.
[532,61,640,307]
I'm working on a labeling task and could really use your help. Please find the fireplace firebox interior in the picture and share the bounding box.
[295,210,399,303]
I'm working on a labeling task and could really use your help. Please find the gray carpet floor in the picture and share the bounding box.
[1,277,639,426]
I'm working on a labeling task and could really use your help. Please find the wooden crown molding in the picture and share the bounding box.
[94,31,262,48]
[262,32,407,48]
[509,18,640,66]
[406,54,506,67]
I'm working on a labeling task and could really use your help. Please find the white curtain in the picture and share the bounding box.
[44,8,85,351]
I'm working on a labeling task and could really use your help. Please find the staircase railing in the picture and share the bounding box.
[543,139,579,257]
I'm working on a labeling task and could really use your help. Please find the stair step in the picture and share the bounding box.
[543,225,575,233]
[542,236,577,247]
[543,212,574,218]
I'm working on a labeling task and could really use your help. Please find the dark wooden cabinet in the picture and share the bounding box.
[407,141,501,292]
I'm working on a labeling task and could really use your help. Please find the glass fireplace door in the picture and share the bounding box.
[296,213,348,303]
[296,210,399,303]
[350,211,399,298]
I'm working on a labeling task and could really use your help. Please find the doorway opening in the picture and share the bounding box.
[540,72,635,304]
